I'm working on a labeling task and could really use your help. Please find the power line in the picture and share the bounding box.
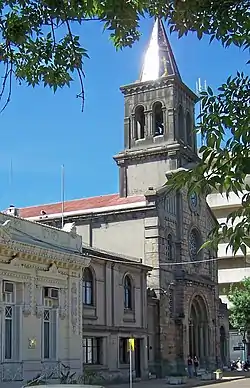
[5,220,244,268]
[159,256,219,266]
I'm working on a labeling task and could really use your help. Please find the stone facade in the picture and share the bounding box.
[114,77,198,197]
[21,189,222,375]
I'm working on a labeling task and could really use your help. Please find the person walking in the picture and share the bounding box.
[194,356,199,377]
[187,356,193,378]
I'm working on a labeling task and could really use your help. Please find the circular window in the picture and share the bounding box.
[189,228,201,260]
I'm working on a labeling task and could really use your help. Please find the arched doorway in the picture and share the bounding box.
[220,326,227,366]
[189,295,209,365]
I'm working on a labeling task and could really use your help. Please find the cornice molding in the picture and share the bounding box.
[0,237,90,270]
[114,143,180,163]
[43,204,155,226]
[120,76,198,102]
[120,77,175,95]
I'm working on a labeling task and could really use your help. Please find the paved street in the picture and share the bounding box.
[106,376,249,388]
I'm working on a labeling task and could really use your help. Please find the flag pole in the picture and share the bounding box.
[9,158,13,204]
[61,164,65,228]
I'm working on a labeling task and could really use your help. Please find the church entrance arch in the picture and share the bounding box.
[189,295,209,365]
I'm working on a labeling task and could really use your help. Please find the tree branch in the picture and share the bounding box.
[64,17,85,112]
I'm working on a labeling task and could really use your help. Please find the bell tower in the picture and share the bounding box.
[114,19,199,197]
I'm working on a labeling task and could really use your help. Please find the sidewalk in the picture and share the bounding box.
[105,375,246,388]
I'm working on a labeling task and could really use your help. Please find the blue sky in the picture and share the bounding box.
[0,17,249,210]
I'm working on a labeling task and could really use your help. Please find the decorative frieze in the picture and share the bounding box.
[71,281,78,333]
[22,280,33,317]
[59,288,68,320]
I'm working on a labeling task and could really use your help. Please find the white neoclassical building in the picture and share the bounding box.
[0,208,151,386]
[0,209,90,386]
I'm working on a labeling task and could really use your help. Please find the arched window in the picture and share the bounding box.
[124,275,132,309]
[83,268,94,305]
[134,105,145,140]
[153,102,164,136]
[189,228,202,260]
[178,105,184,140]
[186,111,192,147]
[166,234,173,261]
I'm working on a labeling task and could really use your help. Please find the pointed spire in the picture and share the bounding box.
[140,19,181,82]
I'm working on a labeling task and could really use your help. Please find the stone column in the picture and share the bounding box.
[147,111,153,137]
[195,323,199,357]
[131,113,135,139]
[191,324,195,357]
[167,108,175,141]
[199,323,204,362]
[142,335,149,378]
[162,107,167,136]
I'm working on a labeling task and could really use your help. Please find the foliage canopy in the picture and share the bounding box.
[228,277,250,335]
[0,0,249,111]
[0,1,250,255]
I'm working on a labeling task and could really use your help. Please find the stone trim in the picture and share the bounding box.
[82,324,147,334]
[120,76,198,102]
[0,236,90,270]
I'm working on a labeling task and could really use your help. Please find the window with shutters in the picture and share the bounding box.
[42,308,57,360]
[2,281,21,361]
[82,337,102,364]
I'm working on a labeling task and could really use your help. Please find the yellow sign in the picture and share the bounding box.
[128,338,135,351]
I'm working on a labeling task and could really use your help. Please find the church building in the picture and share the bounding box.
[19,19,227,376]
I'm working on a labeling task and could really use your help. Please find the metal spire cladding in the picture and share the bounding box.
[140,18,181,82]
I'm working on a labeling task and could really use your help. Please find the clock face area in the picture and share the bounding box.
[189,192,199,212]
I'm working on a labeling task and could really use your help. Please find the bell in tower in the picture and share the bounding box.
[114,18,199,197]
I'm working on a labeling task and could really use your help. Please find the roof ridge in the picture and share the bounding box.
[20,192,120,210]
[0,211,77,236]
[19,193,146,219]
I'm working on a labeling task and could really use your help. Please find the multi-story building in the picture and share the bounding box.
[207,191,250,362]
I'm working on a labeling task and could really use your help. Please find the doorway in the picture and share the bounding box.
[189,295,209,365]
[134,339,141,378]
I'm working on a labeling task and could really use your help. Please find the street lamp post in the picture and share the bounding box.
[242,337,246,363]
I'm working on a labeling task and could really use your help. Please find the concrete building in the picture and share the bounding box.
[207,191,250,362]
[19,18,225,374]
[0,209,150,386]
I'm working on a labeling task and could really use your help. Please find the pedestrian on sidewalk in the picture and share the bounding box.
[187,355,193,378]
[194,356,199,377]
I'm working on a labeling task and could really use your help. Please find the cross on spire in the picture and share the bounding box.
[140,18,181,82]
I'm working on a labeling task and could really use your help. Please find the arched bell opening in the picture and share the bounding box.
[134,105,145,140]
[153,102,164,136]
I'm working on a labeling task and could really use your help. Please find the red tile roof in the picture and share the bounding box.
[20,193,145,219]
